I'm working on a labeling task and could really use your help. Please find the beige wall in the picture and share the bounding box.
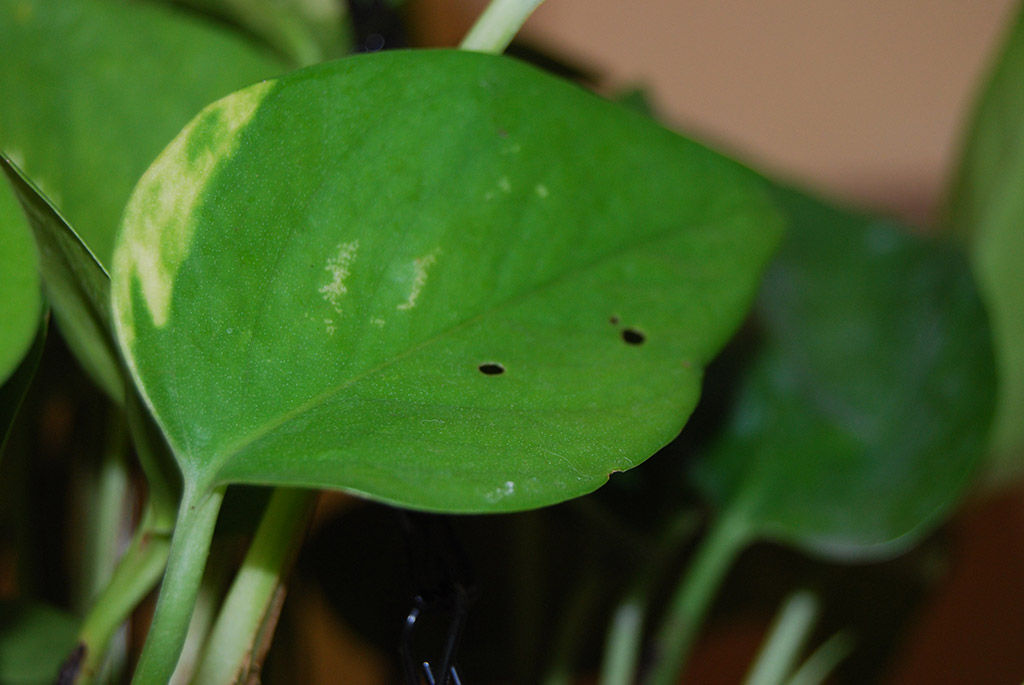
[412,0,1019,224]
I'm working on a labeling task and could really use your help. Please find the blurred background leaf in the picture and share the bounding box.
[0,0,287,269]
[694,186,996,560]
[945,0,1024,486]
[0,599,79,684]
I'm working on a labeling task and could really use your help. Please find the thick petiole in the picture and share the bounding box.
[130,485,226,684]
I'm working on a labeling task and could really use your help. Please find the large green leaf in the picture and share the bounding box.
[694,187,996,559]
[945,1,1024,481]
[0,600,79,684]
[0,174,40,385]
[0,0,287,268]
[1,154,123,402]
[112,50,783,513]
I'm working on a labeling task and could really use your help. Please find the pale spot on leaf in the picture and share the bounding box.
[535,184,549,199]
[484,480,516,503]
[319,240,359,315]
[397,249,439,311]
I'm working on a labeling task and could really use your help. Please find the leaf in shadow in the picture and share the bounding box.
[1,154,123,403]
[0,317,46,459]
[694,186,996,560]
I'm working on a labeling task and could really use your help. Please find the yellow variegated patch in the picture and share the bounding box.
[114,80,273,345]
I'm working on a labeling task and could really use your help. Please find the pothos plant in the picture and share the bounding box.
[0,0,1018,683]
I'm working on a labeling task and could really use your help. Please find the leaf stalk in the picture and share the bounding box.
[130,485,226,684]
[460,0,546,54]
[191,488,316,684]
[643,509,752,685]
[73,506,172,684]
[743,590,819,685]
[599,514,699,685]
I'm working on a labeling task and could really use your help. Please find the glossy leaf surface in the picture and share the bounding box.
[113,50,783,512]
[0,0,286,267]
[0,600,79,684]
[0,175,40,384]
[945,2,1024,478]
[694,188,996,559]
[1,155,123,402]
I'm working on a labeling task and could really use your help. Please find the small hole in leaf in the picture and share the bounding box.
[622,328,646,345]
[479,363,505,376]
[609,315,620,325]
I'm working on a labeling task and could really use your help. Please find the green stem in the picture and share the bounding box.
[167,541,240,684]
[600,593,644,685]
[191,488,316,685]
[459,0,547,54]
[79,407,130,610]
[643,509,752,685]
[600,514,699,685]
[74,506,172,684]
[744,591,819,685]
[131,485,226,685]
[785,631,855,685]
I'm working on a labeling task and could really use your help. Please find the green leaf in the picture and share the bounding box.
[0,600,79,684]
[125,389,184,531]
[112,50,783,512]
[3,158,181,535]
[694,187,996,559]
[0,174,41,385]
[1,154,124,403]
[0,318,46,459]
[945,1,1024,479]
[0,0,287,268]
[166,0,353,66]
